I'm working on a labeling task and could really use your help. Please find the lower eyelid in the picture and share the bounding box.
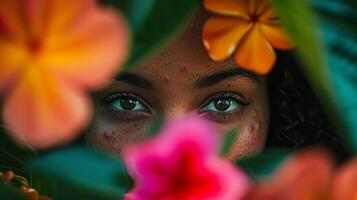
[101,92,152,111]
[99,100,152,122]
[200,102,248,123]
[101,109,151,122]
[200,93,249,111]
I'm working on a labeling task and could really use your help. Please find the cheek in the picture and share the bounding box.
[241,122,263,150]
[226,121,264,160]
[85,121,148,156]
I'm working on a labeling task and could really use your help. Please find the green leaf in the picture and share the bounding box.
[236,148,291,180]
[0,183,26,200]
[220,127,239,156]
[309,0,357,153]
[271,0,357,153]
[105,0,199,70]
[0,125,50,195]
[0,126,37,167]
[105,0,156,33]
[27,146,132,200]
[270,0,334,106]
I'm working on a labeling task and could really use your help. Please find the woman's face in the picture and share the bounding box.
[85,19,270,160]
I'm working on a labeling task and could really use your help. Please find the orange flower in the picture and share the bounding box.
[331,159,357,200]
[0,0,129,148]
[244,149,357,200]
[203,0,293,74]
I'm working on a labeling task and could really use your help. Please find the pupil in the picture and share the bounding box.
[214,99,231,111]
[120,98,137,110]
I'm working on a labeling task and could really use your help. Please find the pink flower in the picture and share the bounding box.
[123,117,250,200]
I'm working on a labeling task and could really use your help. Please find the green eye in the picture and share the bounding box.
[112,97,146,111]
[202,99,240,112]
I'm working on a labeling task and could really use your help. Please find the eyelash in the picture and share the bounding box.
[100,92,250,122]
[100,92,151,121]
[199,92,250,122]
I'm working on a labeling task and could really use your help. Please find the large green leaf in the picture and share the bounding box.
[104,0,199,71]
[309,0,357,153]
[271,0,333,100]
[236,148,291,180]
[271,0,357,153]
[27,146,132,200]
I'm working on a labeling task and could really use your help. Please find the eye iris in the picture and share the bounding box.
[120,98,137,110]
[214,99,231,111]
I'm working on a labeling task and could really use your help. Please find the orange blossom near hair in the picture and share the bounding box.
[203,0,293,74]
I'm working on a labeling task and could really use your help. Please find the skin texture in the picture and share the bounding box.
[85,14,270,160]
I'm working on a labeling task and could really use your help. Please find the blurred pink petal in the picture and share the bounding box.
[123,117,250,200]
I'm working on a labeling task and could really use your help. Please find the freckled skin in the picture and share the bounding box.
[86,120,150,155]
[84,14,270,160]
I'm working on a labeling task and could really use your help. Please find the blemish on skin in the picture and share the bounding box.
[112,142,119,149]
[248,122,261,133]
[163,74,170,82]
[180,64,189,72]
[247,133,259,147]
[103,131,114,141]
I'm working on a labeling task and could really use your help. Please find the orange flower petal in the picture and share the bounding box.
[204,0,250,19]
[245,150,333,200]
[260,23,293,49]
[44,0,95,36]
[260,7,277,22]
[331,159,357,200]
[21,0,96,38]
[234,25,276,74]
[22,0,47,39]
[0,0,26,39]
[3,68,91,149]
[41,7,129,90]
[249,0,270,16]
[203,16,252,61]
[0,39,27,92]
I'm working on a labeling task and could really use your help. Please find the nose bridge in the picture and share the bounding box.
[155,73,197,120]
[163,101,188,120]
[159,94,193,121]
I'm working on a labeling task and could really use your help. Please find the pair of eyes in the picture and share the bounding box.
[101,92,250,122]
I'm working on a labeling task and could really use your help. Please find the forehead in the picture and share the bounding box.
[130,18,262,86]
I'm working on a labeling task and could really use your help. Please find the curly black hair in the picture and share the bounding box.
[266,51,349,161]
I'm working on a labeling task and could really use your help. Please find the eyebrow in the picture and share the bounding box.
[194,68,259,89]
[116,73,153,90]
